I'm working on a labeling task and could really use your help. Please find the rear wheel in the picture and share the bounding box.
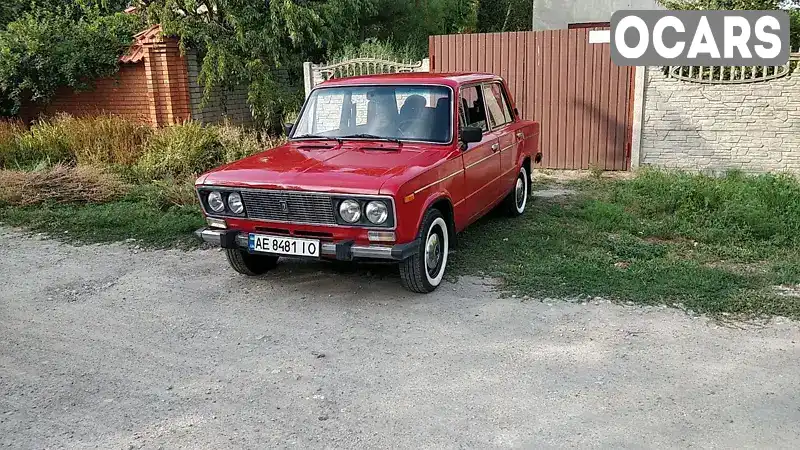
[225,249,279,276]
[399,208,449,293]
[503,165,529,216]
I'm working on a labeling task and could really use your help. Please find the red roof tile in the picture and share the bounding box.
[119,25,163,64]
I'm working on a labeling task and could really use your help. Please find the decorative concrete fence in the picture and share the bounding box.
[303,58,430,97]
[637,53,800,173]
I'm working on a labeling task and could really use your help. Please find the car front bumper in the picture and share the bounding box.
[195,228,420,261]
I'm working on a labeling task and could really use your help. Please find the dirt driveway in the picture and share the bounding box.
[2,228,800,449]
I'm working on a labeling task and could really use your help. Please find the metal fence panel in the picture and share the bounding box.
[431,29,634,170]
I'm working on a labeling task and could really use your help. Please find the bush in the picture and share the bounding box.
[0,114,151,169]
[136,122,223,180]
[0,119,25,167]
[0,164,127,206]
[128,176,199,210]
[12,119,73,168]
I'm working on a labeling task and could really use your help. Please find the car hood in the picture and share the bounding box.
[200,141,443,195]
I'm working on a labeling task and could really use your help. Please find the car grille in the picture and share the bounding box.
[240,190,337,225]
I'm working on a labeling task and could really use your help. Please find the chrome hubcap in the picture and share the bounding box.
[425,231,442,276]
[515,177,525,208]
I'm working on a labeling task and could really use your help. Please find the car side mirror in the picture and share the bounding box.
[514,107,519,118]
[284,123,294,136]
[460,126,483,145]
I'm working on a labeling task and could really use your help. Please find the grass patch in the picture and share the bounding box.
[452,170,800,318]
[0,198,204,248]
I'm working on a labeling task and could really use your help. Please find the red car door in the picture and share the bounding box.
[482,81,519,198]
[458,84,502,224]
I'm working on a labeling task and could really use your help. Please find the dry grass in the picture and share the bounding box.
[58,114,151,166]
[0,164,128,206]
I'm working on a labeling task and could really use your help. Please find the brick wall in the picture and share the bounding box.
[19,63,152,124]
[20,29,197,127]
[641,66,800,172]
[186,51,254,126]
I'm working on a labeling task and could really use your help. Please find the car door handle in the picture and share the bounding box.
[516,132,525,140]
[491,143,500,152]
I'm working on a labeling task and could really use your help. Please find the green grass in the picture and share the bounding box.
[0,198,205,248]
[451,170,800,318]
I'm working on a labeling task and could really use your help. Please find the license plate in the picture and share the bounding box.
[248,234,320,257]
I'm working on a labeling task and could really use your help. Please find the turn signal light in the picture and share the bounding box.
[207,217,227,229]
[368,231,396,243]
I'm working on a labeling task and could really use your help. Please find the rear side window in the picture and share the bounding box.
[482,82,514,129]
[459,85,488,132]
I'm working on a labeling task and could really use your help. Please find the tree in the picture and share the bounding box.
[142,0,376,130]
[659,0,800,50]
[0,3,140,116]
[477,0,532,32]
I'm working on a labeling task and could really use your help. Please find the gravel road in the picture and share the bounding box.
[2,228,800,449]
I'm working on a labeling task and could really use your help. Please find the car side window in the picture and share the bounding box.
[482,82,514,129]
[459,85,488,132]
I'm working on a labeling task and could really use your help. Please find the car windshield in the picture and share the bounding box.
[292,85,452,144]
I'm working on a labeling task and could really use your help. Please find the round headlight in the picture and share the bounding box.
[365,201,388,224]
[338,199,361,223]
[207,191,225,213]
[227,192,244,214]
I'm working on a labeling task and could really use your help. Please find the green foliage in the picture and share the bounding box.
[659,0,800,49]
[0,116,278,183]
[477,0,532,33]
[331,38,424,63]
[0,4,140,115]
[136,122,223,180]
[144,0,375,131]
[361,0,478,54]
[659,0,781,8]
[135,121,282,180]
[0,115,151,169]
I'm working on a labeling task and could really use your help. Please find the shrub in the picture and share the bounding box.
[0,119,25,167]
[0,164,127,206]
[12,119,73,168]
[217,123,286,163]
[128,176,198,210]
[136,122,223,180]
[1,114,151,169]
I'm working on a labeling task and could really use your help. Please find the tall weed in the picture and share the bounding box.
[136,122,223,180]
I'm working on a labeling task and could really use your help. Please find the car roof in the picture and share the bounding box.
[317,72,502,89]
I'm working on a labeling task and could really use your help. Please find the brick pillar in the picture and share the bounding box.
[142,36,192,126]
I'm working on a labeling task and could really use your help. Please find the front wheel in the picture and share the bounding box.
[399,208,449,293]
[225,249,279,276]
[503,165,529,216]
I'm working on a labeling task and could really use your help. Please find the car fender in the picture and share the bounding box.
[414,190,455,237]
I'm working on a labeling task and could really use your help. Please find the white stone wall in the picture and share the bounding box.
[641,66,800,173]
[187,51,254,126]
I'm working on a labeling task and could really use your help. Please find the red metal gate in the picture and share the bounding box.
[430,29,634,170]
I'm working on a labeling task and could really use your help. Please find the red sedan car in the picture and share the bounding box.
[196,73,540,293]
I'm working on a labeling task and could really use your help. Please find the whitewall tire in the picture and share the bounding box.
[399,208,449,293]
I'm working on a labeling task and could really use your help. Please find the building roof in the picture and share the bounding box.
[318,72,502,88]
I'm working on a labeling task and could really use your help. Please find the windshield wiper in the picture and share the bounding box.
[293,134,343,144]
[339,134,403,146]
